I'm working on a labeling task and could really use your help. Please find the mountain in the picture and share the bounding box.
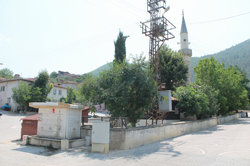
[190,38,250,82]
[88,39,250,82]
[89,62,112,76]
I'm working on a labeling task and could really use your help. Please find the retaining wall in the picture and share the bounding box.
[81,113,241,150]
[109,117,217,150]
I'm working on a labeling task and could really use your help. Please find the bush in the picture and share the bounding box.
[173,86,209,119]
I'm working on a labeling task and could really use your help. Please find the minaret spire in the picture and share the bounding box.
[178,10,192,85]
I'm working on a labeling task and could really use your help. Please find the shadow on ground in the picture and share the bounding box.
[64,139,183,161]
[12,145,63,156]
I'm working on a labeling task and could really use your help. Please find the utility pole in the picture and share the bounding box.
[141,0,175,88]
[141,0,176,125]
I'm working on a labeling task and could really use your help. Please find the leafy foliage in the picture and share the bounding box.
[191,84,220,118]
[230,65,250,100]
[50,71,57,78]
[11,82,31,110]
[0,68,14,79]
[160,45,188,90]
[80,55,158,127]
[31,70,53,102]
[114,30,128,64]
[65,87,76,104]
[194,57,249,115]
[173,86,209,119]
[11,82,42,111]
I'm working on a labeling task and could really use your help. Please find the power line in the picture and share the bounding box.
[5,28,141,62]
[3,23,140,61]
[107,0,146,19]
[188,11,250,24]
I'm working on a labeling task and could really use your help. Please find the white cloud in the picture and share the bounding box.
[0,34,3,41]
[6,38,11,43]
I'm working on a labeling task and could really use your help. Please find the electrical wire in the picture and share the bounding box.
[188,11,250,24]
[2,23,140,61]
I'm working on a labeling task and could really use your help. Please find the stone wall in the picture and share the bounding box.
[217,113,240,124]
[81,113,241,150]
[109,118,217,150]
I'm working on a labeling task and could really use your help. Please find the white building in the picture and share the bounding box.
[178,11,192,85]
[0,74,67,111]
[61,81,77,90]
[48,84,67,102]
[0,75,34,110]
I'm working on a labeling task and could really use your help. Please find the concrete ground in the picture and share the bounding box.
[0,109,250,166]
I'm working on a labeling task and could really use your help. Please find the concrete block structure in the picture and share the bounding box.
[28,102,85,150]
[29,102,84,139]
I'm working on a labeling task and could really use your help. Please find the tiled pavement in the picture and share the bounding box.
[0,110,249,166]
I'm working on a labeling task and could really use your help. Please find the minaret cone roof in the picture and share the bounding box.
[180,13,188,34]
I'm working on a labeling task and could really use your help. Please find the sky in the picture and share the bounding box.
[0,0,250,78]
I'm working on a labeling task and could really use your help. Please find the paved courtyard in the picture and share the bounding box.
[0,110,250,166]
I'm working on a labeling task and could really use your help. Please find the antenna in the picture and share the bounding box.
[141,0,176,126]
[141,0,176,89]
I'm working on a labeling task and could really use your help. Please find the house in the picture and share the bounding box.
[0,74,67,111]
[57,71,81,80]
[0,74,34,110]
[61,80,77,90]
[48,84,67,102]
[57,71,71,78]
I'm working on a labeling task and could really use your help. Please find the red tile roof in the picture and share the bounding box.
[171,96,179,101]
[53,84,67,89]
[63,81,77,84]
[23,78,35,82]
[21,114,38,121]
[0,77,6,81]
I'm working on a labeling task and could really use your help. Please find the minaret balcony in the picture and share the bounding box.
[179,49,192,56]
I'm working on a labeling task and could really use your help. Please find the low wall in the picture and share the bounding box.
[81,113,241,150]
[217,113,240,124]
[110,118,217,150]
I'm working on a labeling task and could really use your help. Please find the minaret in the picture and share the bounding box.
[179,11,192,85]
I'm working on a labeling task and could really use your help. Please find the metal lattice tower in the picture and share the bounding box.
[141,0,176,89]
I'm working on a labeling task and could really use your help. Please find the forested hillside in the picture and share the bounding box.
[190,38,250,82]
[89,62,111,76]
[87,39,250,82]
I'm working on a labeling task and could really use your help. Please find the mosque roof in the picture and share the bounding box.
[180,13,188,34]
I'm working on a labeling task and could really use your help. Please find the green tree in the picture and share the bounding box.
[192,84,220,117]
[29,87,42,102]
[80,55,158,127]
[50,71,57,78]
[11,82,31,111]
[65,87,76,104]
[160,45,188,91]
[231,65,250,100]
[114,30,128,64]
[0,68,14,79]
[194,57,248,115]
[173,86,209,119]
[31,70,53,102]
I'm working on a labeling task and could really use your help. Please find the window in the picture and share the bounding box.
[0,86,5,91]
[53,89,56,95]
[58,90,62,95]
[7,98,11,103]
